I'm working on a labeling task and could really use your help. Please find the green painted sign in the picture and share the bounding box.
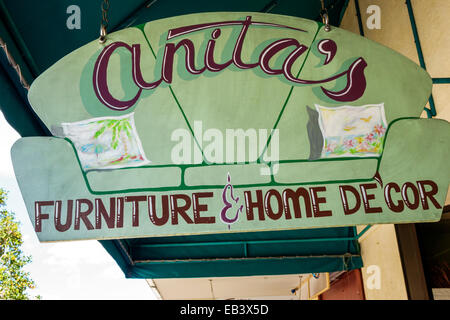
[11,13,449,242]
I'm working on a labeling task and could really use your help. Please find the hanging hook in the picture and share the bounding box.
[99,25,107,44]
[320,0,331,32]
[322,12,331,32]
[99,0,110,44]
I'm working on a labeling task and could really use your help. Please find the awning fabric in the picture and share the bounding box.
[100,227,362,278]
[0,0,362,279]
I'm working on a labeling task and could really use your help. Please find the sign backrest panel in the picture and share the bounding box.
[11,12,449,242]
[28,13,431,162]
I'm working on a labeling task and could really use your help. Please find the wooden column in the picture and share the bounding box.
[395,223,429,300]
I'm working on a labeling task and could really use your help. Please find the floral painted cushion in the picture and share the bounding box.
[61,112,150,171]
[314,103,388,158]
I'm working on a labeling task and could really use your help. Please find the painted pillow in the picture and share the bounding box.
[61,112,150,171]
[315,103,387,158]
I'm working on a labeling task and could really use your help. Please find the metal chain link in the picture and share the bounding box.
[0,37,30,90]
[320,0,331,32]
[99,0,110,44]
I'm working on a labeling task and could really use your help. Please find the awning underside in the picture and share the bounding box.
[100,227,362,278]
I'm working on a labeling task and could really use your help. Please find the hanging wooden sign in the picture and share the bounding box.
[11,12,449,242]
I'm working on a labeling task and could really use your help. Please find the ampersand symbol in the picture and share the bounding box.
[220,173,243,230]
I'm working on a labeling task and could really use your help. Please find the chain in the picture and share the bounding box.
[0,37,30,90]
[99,0,110,44]
[320,0,331,32]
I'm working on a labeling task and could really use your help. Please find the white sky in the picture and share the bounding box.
[0,112,156,300]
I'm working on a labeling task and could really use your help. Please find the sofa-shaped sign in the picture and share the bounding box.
[11,12,450,242]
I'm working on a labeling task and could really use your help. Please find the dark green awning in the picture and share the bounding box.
[100,226,364,278]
